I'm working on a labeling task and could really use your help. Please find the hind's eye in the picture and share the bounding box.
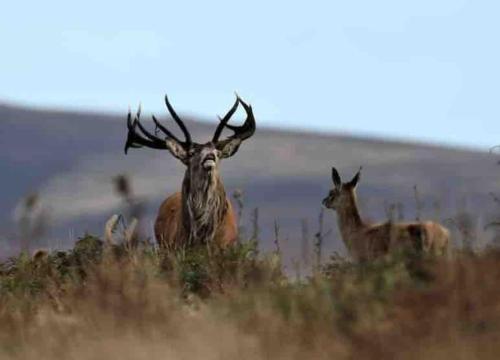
[188,149,196,156]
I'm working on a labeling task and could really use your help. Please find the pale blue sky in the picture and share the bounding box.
[1,0,499,149]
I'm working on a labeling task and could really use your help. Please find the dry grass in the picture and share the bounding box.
[1,233,500,359]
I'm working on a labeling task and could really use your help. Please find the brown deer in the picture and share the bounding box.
[322,166,449,261]
[124,94,255,249]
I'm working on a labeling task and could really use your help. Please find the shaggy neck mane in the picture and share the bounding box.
[181,168,228,246]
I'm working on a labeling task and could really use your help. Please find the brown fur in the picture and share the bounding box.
[323,168,449,261]
[155,191,237,250]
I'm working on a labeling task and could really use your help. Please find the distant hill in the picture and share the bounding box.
[1,102,499,263]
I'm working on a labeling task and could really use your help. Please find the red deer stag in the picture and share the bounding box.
[124,95,256,249]
[322,166,449,261]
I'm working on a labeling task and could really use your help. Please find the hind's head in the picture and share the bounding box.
[322,166,361,210]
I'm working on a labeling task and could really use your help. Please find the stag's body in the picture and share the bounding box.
[323,167,449,261]
[125,94,255,249]
[155,172,237,249]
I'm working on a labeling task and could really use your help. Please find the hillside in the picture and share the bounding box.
[1,102,498,261]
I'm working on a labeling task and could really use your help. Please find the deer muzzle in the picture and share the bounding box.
[202,153,217,169]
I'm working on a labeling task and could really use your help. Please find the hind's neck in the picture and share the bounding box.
[335,191,365,251]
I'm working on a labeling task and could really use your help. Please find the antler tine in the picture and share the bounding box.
[124,105,169,154]
[135,116,165,142]
[227,97,256,140]
[133,104,169,144]
[152,115,181,143]
[164,95,192,145]
[213,95,256,144]
[212,96,239,143]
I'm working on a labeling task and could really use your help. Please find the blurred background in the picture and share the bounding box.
[1,0,499,265]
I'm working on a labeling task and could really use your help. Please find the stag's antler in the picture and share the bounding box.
[124,95,192,154]
[125,106,168,154]
[212,94,256,144]
[212,96,239,143]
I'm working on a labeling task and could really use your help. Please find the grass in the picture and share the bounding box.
[1,230,500,359]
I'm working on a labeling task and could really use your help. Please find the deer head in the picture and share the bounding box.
[322,166,362,210]
[124,94,256,176]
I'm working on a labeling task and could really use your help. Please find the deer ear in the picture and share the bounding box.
[165,139,188,163]
[331,167,342,188]
[217,138,242,159]
[347,167,362,188]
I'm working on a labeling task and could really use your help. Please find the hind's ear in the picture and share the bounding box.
[331,166,342,188]
[346,167,362,188]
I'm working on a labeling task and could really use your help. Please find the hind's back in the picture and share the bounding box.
[423,221,449,255]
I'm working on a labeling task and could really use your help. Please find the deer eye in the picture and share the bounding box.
[188,148,196,156]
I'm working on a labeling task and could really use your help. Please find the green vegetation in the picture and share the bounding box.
[1,230,500,359]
